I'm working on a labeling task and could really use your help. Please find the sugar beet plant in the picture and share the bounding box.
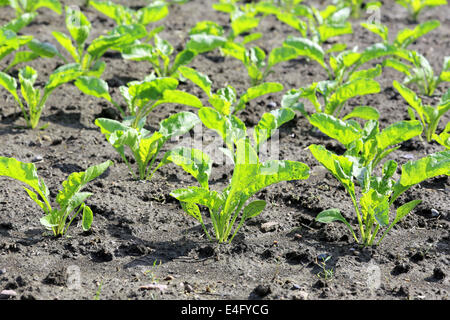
[394,0,448,22]
[0,64,84,128]
[0,0,62,18]
[165,138,310,243]
[0,157,112,236]
[307,113,450,246]
[394,80,450,142]
[164,66,286,159]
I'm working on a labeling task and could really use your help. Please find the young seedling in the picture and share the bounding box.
[0,0,62,18]
[308,113,423,179]
[282,75,381,119]
[256,2,352,45]
[95,111,200,180]
[120,34,196,79]
[221,42,299,86]
[52,6,147,76]
[394,0,448,22]
[0,157,113,236]
[0,64,84,128]
[310,144,449,246]
[161,66,286,159]
[394,80,450,142]
[166,138,310,243]
[1,24,62,72]
[361,20,440,50]
[89,0,169,33]
[433,122,450,149]
[332,0,382,19]
[316,255,333,281]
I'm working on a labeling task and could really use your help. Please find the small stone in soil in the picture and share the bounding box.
[260,221,278,233]
[139,283,168,292]
[0,268,5,275]
[430,209,440,217]
[31,155,43,163]
[0,290,17,298]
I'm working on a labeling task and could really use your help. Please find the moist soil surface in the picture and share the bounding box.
[0,0,449,300]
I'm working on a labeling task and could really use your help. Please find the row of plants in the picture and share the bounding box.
[0,0,449,247]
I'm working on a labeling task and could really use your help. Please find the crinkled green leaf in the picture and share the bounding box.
[309,113,362,145]
[158,111,199,138]
[399,150,450,186]
[178,66,212,97]
[343,106,380,120]
[75,76,111,102]
[283,36,326,69]
[376,120,423,151]
[243,200,266,219]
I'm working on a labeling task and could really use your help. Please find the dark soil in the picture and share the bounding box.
[0,0,449,300]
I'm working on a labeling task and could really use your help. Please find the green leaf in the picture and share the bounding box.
[45,63,83,92]
[138,2,169,25]
[31,0,62,14]
[0,156,48,205]
[157,147,211,189]
[75,76,111,102]
[309,113,362,145]
[243,200,266,219]
[276,12,307,35]
[383,58,412,76]
[65,5,91,46]
[318,22,353,43]
[27,39,59,58]
[316,208,354,232]
[283,36,326,69]
[171,186,224,212]
[129,77,178,107]
[4,12,37,32]
[0,71,20,103]
[393,199,422,225]
[360,22,388,42]
[231,15,260,38]
[267,46,299,69]
[327,79,380,114]
[170,50,196,75]
[376,120,423,151]
[56,160,112,209]
[399,150,450,186]
[348,64,383,81]
[360,189,389,226]
[308,144,354,189]
[158,111,199,138]
[180,201,203,223]
[237,82,284,112]
[82,205,93,231]
[19,65,40,109]
[186,34,226,54]
[254,108,295,150]
[343,106,380,120]
[395,20,440,49]
[178,66,212,97]
[245,159,310,199]
[52,31,79,62]
[161,90,203,109]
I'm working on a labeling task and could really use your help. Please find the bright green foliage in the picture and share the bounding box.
[394,0,448,22]
[394,80,449,142]
[308,113,423,181]
[361,20,440,49]
[0,64,83,128]
[0,156,112,236]
[167,66,285,159]
[0,0,62,17]
[1,23,61,72]
[310,143,449,246]
[332,0,382,18]
[256,2,352,44]
[95,112,199,180]
[90,0,169,28]
[361,20,446,96]
[282,76,381,118]
[169,138,310,243]
[53,6,147,75]
[433,122,450,149]
[222,42,299,85]
[121,34,196,78]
